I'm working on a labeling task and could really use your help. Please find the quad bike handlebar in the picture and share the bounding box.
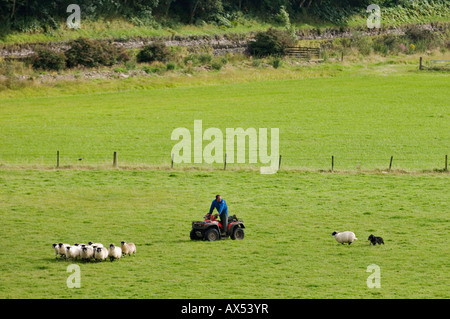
[204,213,219,221]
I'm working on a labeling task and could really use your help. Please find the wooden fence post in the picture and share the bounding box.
[341,52,344,62]
[419,57,423,70]
[113,151,118,168]
[389,156,393,172]
[278,155,282,170]
[331,155,334,172]
[224,153,227,170]
[445,155,448,172]
[171,153,174,169]
[56,150,59,168]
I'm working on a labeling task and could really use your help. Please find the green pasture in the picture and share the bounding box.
[0,72,449,171]
[0,65,449,299]
[0,169,448,298]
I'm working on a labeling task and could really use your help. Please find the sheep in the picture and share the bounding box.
[331,231,358,245]
[368,234,384,245]
[58,243,70,258]
[66,245,81,260]
[94,246,108,261]
[88,242,104,250]
[88,242,103,247]
[52,243,60,258]
[108,244,122,262]
[80,246,94,261]
[121,241,136,257]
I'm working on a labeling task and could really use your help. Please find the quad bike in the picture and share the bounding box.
[190,213,245,241]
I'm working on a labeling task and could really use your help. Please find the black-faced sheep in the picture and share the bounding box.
[331,231,358,245]
[108,244,122,262]
[120,241,136,256]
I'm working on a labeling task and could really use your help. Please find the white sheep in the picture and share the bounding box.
[66,245,81,260]
[94,246,109,261]
[89,242,104,251]
[121,241,136,257]
[58,243,70,258]
[80,246,94,260]
[52,243,60,258]
[108,244,122,262]
[332,231,358,245]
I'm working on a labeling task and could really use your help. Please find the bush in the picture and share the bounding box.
[352,35,373,56]
[251,59,262,68]
[405,25,435,43]
[65,38,129,68]
[166,62,176,70]
[31,49,66,71]
[373,36,390,56]
[404,25,442,52]
[373,41,389,56]
[183,54,199,66]
[211,58,225,71]
[271,57,283,69]
[198,53,213,64]
[136,42,170,63]
[249,28,297,57]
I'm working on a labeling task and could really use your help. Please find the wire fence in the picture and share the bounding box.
[0,151,448,173]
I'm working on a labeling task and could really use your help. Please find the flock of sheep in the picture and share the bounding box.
[52,241,136,262]
[52,233,381,261]
[331,231,384,245]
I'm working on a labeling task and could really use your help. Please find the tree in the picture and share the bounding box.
[249,28,297,57]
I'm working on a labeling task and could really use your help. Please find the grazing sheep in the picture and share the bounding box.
[88,242,103,248]
[52,243,61,258]
[58,243,70,258]
[108,244,122,262]
[94,247,108,261]
[80,246,94,261]
[331,231,358,245]
[368,234,384,245]
[121,241,136,257]
[66,245,81,260]
[88,242,104,251]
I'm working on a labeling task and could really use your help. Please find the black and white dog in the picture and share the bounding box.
[368,234,384,245]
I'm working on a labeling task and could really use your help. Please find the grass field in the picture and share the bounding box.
[1,68,449,171]
[0,169,449,298]
[0,62,449,299]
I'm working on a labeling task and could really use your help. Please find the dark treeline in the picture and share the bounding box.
[0,0,443,32]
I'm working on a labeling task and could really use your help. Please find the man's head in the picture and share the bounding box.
[215,194,222,202]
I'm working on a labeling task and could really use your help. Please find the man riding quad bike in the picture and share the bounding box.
[190,213,245,241]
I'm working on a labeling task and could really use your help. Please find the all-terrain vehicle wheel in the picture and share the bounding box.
[190,229,199,240]
[205,228,220,241]
[231,227,245,240]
